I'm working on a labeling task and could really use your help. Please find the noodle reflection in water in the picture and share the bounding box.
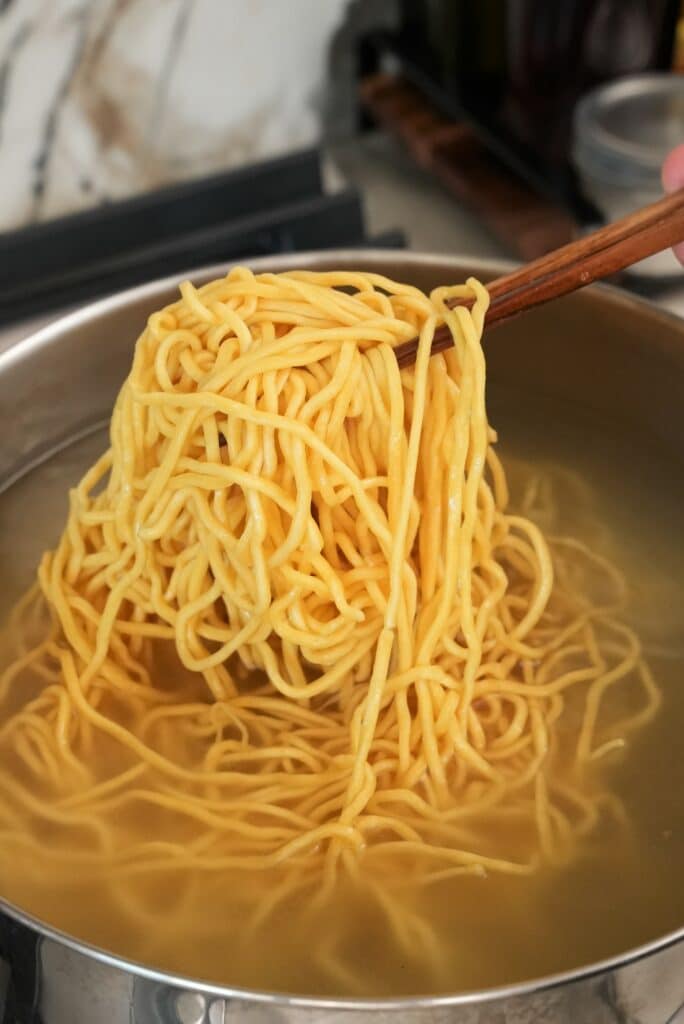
[0,269,659,987]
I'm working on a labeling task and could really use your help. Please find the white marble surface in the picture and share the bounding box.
[0,0,347,231]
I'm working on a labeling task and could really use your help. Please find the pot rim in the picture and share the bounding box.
[1,247,683,1011]
[4,896,684,1011]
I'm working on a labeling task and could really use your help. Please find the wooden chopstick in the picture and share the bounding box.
[394,189,684,369]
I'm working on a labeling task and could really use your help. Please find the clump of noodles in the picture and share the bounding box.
[0,268,659,986]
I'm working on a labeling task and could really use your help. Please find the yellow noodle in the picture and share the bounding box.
[0,267,660,986]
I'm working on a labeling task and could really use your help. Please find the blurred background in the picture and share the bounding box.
[3,0,684,327]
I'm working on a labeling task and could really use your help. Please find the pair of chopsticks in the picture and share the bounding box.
[394,189,684,369]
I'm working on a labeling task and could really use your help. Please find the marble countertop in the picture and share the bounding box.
[0,0,348,232]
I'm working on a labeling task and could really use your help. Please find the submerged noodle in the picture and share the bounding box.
[0,269,660,985]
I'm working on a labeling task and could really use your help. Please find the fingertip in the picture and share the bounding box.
[662,144,684,192]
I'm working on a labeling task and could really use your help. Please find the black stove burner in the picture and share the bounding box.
[0,148,403,326]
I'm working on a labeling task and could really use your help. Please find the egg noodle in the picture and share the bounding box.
[0,269,660,985]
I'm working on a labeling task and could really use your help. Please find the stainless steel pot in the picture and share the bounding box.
[1,251,683,1024]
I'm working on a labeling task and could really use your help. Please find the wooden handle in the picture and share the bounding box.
[394,189,684,369]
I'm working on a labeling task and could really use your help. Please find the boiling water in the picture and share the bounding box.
[0,391,683,998]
